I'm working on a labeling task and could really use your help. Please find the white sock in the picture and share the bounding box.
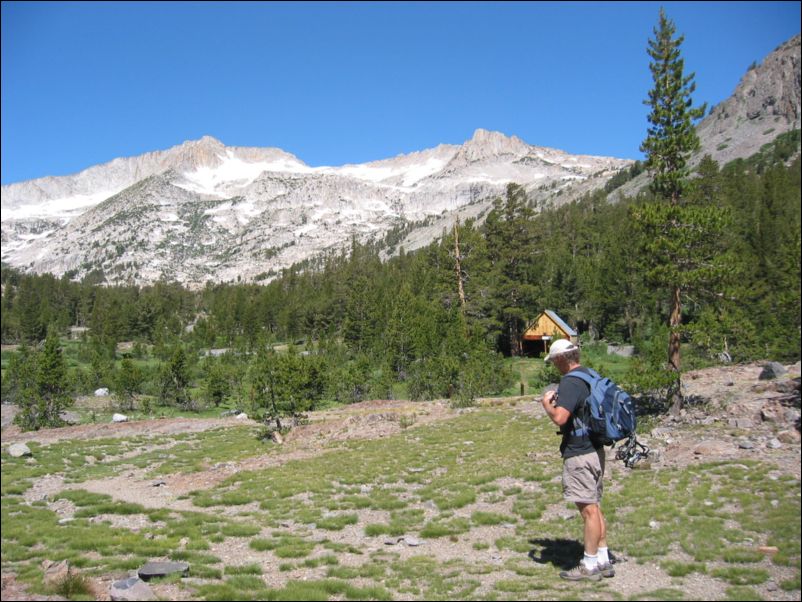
[582,553,598,570]
[597,546,609,564]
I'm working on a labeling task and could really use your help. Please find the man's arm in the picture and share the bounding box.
[542,390,571,426]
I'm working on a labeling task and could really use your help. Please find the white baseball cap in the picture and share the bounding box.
[544,339,579,362]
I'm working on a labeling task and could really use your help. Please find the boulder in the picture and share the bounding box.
[42,559,70,587]
[112,413,129,423]
[95,388,110,396]
[137,560,190,581]
[777,429,801,444]
[771,377,801,394]
[110,577,156,601]
[60,410,82,425]
[8,443,32,458]
[760,400,787,424]
[759,362,787,380]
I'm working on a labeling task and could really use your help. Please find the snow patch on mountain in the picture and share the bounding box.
[176,150,314,197]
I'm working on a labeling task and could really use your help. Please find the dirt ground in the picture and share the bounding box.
[2,362,800,601]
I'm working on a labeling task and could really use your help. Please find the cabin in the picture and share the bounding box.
[522,310,578,357]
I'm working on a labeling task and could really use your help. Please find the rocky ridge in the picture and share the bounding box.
[611,34,801,202]
[1,130,628,287]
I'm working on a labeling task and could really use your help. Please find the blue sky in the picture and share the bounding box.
[2,1,800,185]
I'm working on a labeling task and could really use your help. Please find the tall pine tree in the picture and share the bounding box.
[638,9,719,414]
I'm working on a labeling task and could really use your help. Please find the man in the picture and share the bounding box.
[541,338,614,581]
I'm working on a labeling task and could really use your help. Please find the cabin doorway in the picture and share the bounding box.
[522,336,550,358]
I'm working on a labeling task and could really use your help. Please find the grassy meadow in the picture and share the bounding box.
[2,398,800,601]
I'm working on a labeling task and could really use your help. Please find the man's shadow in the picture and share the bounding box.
[528,538,584,570]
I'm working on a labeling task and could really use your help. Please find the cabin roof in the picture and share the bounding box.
[542,310,577,337]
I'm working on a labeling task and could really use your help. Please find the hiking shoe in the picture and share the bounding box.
[598,562,615,578]
[559,564,602,582]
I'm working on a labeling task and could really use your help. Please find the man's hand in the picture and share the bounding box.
[541,390,570,427]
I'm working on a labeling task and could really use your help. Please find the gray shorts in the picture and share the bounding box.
[562,448,605,504]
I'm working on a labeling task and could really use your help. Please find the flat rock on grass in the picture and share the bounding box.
[110,577,156,601]
[137,561,189,581]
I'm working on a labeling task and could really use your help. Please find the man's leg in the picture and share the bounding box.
[576,502,602,555]
[560,502,603,581]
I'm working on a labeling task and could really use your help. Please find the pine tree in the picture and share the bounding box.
[483,183,540,356]
[641,9,707,204]
[159,346,192,409]
[114,358,143,411]
[11,332,73,430]
[638,9,710,414]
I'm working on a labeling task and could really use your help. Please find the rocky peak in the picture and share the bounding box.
[441,129,532,172]
[696,34,800,165]
[159,135,227,172]
[465,128,530,157]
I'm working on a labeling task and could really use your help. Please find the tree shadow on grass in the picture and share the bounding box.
[528,538,584,570]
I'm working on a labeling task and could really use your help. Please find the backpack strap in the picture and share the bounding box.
[565,368,601,385]
[561,368,599,438]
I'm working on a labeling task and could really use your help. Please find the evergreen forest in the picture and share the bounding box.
[2,132,799,431]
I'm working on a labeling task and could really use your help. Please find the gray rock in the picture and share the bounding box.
[767,438,782,449]
[738,440,755,450]
[777,429,801,444]
[773,377,801,394]
[59,410,82,424]
[111,577,156,601]
[112,413,128,423]
[404,537,423,547]
[759,362,787,380]
[42,559,70,587]
[607,344,635,357]
[760,400,789,424]
[137,561,190,581]
[8,443,32,458]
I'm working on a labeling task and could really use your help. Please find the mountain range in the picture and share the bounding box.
[2,34,799,288]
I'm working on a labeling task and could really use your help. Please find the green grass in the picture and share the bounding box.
[724,586,765,601]
[471,511,513,526]
[3,400,800,600]
[661,560,707,577]
[710,566,770,585]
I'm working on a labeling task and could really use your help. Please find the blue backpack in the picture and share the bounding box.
[566,368,637,445]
